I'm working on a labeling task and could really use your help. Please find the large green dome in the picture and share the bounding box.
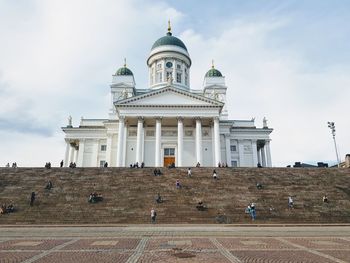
[205,68,222,77]
[115,66,133,76]
[151,32,187,51]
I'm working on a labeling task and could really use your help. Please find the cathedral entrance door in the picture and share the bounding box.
[163,148,175,167]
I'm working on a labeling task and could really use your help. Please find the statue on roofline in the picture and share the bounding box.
[263,117,268,128]
[67,115,72,127]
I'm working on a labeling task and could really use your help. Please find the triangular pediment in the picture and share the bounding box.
[115,86,223,107]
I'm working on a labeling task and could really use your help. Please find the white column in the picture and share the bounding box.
[195,118,202,165]
[73,148,78,163]
[64,141,70,167]
[136,117,143,164]
[116,117,125,167]
[106,135,112,166]
[69,144,75,164]
[155,118,162,167]
[238,140,245,167]
[91,140,99,167]
[257,148,262,165]
[265,140,272,167]
[141,126,145,165]
[252,140,258,167]
[225,135,231,167]
[177,117,184,167]
[77,139,85,167]
[261,146,267,167]
[123,125,127,167]
[213,117,221,166]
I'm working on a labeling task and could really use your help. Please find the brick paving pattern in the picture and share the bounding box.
[1,227,350,262]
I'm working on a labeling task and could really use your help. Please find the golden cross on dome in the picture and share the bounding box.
[168,20,171,33]
[124,58,127,67]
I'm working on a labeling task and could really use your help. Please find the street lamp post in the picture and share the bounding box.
[327,122,340,167]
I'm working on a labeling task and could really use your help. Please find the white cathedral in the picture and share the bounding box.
[62,23,273,168]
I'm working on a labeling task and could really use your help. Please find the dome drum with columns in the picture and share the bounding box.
[62,22,273,168]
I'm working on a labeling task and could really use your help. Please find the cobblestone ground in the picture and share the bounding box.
[0,226,349,263]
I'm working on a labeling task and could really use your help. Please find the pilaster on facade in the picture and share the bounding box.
[238,140,245,167]
[225,134,231,167]
[91,140,99,167]
[252,140,258,167]
[106,135,113,166]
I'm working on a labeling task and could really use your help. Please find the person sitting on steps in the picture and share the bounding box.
[176,179,181,189]
[323,194,328,203]
[213,169,218,180]
[155,193,163,203]
[45,180,53,190]
[256,183,263,189]
[196,201,207,211]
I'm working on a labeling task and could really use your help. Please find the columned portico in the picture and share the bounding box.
[155,118,162,167]
[116,117,125,167]
[195,118,202,165]
[136,117,143,164]
[213,117,221,165]
[177,117,184,167]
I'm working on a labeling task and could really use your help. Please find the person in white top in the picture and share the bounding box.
[187,168,192,177]
[151,208,157,223]
[213,170,218,180]
[288,196,293,208]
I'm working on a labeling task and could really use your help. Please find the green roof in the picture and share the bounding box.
[115,66,133,76]
[151,32,187,51]
[205,68,222,77]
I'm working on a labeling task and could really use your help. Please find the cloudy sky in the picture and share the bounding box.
[0,0,349,167]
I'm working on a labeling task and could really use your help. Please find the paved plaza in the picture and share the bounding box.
[0,225,350,262]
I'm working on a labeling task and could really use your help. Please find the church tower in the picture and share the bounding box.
[147,21,191,90]
[203,61,228,119]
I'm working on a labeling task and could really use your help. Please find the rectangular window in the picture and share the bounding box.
[231,160,238,167]
[230,145,237,152]
[166,72,172,79]
[100,160,106,167]
[176,73,181,83]
[101,145,107,151]
[164,148,175,156]
[157,63,162,69]
[185,76,188,85]
[157,72,162,82]
[177,64,181,69]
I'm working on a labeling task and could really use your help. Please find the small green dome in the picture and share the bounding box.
[115,66,133,76]
[205,68,222,77]
[151,32,188,51]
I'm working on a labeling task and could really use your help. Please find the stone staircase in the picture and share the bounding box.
[0,167,350,224]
